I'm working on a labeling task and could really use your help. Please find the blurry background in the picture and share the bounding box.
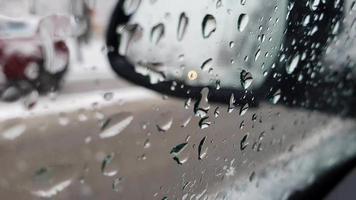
[0,0,127,95]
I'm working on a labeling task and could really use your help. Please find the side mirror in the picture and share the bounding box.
[107,0,355,116]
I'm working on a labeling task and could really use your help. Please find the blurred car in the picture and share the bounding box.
[0,15,70,101]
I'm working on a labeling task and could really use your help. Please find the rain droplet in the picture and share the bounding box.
[1,124,27,140]
[199,117,211,129]
[151,23,165,44]
[214,107,220,118]
[113,177,124,192]
[216,80,221,90]
[240,70,253,89]
[170,142,189,165]
[216,0,222,8]
[123,0,141,15]
[103,92,114,101]
[249,171,256,182]
[254,49,261,61]
[239,103,249,116]
[184,98,192,109]
[303,15,310,26]
[270,89,281,104]
[240,120,245,129]
[240,133,249,151]
[198,136,208,160]
[156,116,173,132]
[237,14,249,32]
[101,153,118,177]
[194,88,210,118]
[286,54,300,74]
[144,139,151,148]
[202,14,216,38]
[177,13,189,41]
[117,24,139,56]
[332,21,340,35]
[228,94,236,113]
[229,41,235,48]
[351,1,356,11]
[171,143,187,155]
[31,166,75,198]
[32,179,72,198]
[309,0,320,11]
[201,58,213,71]
[99,113,134,139]
[181,116,192,128]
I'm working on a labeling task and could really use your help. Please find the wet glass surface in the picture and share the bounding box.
[0,0,356,199]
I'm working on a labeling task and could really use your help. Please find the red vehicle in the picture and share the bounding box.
[0,15,70,100]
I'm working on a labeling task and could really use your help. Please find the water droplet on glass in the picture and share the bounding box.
[113,177,124,192]
[240,70,253,89]
[286,54,300,74]
[177,13,189,41]
[303,15,310,26]
[216,0,222,8]
[198,136,208,160]
[178,54,185,61]
[170,142,189,165]
[228,94,236,113]
[229,41,235,48]
[194,88,210,118]
[184,98,192,109]
[351,1,356,11]
[1,124,26,140]
[201,58,213,71]
[309,0,320,11]
[156,116,173,132]
[254,49,261,61]
[239,103,249,116]
[240,120,245,129]
[216,80,221,90]
[78,111,88,122]
[144,139,151,148]
[151,23,165,44]
[199,117,211,129]
[214,107,220,118]
[101,153,118,177]
[249,171,256,182]
[32,179,72,198]
[181,116,192,128]
[237,14,249,32]
[270,89,281,104]
[117,24,139,56]
[252,113,257,121]
[103,92,114,101]
[202,14,216,38]
[31,167,73,198]
[240,133,249,150]
[123,0,142,15]
[332,21,340,35]
[99,112,134,139]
